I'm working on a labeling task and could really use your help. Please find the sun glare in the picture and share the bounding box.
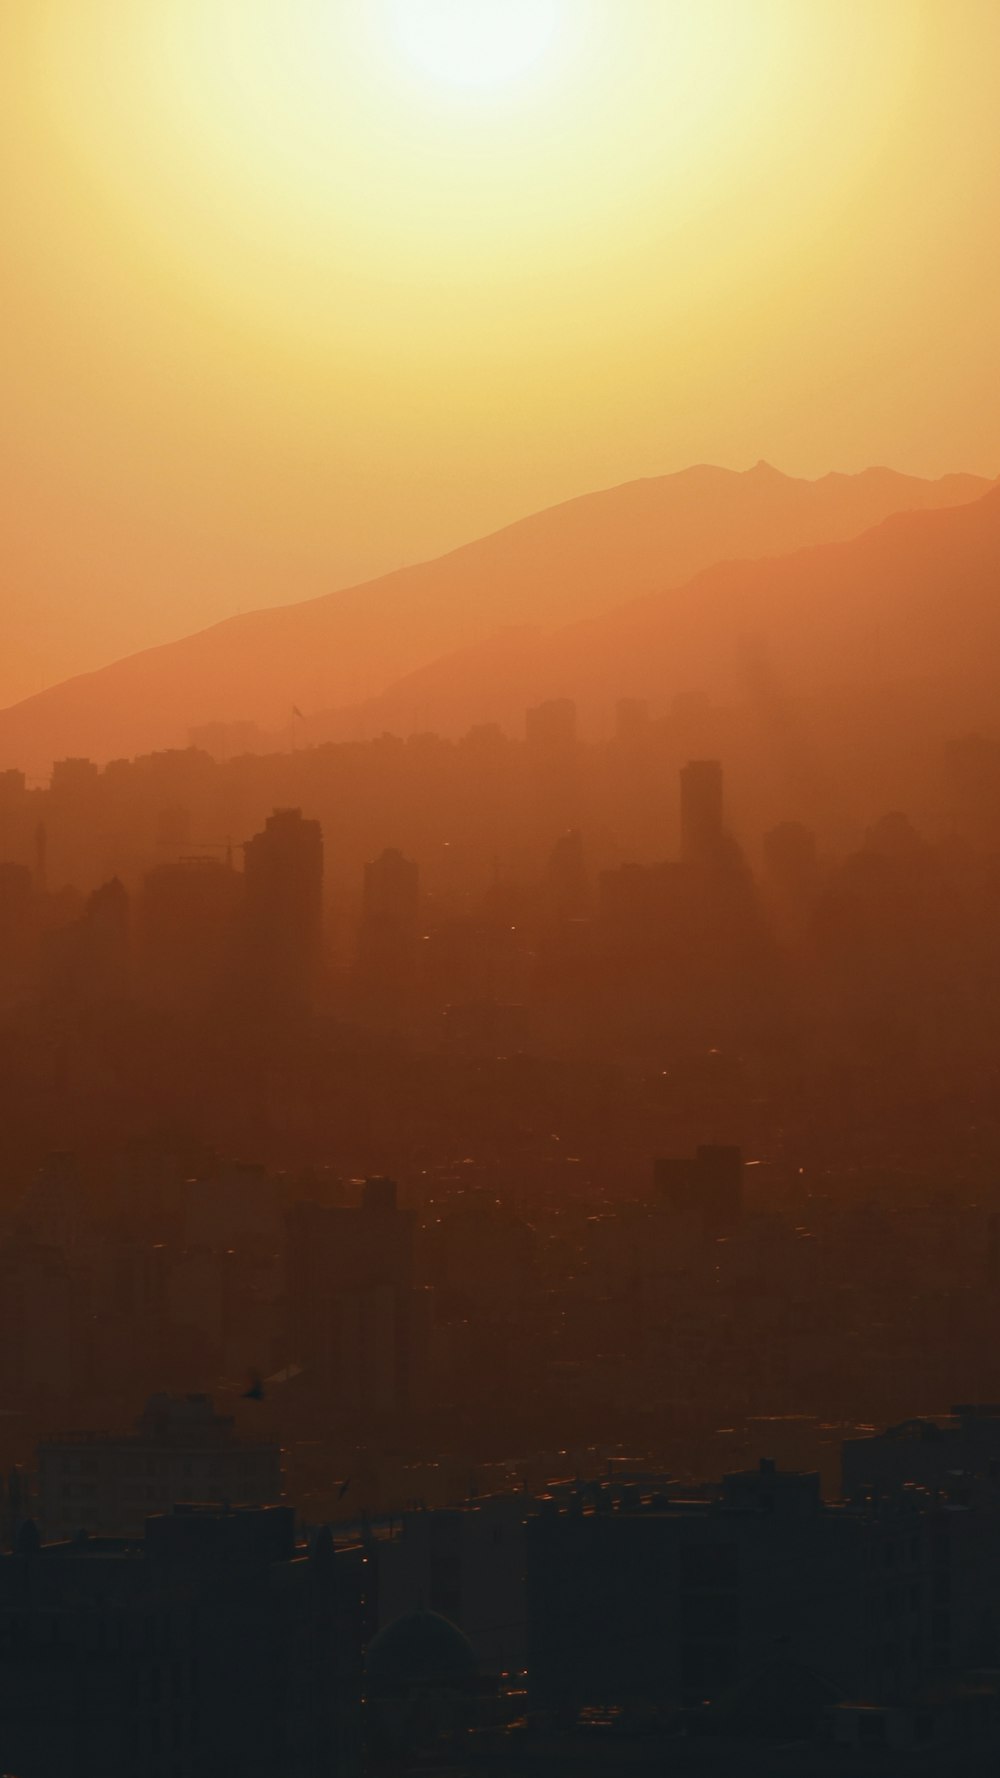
[388,0,562,90]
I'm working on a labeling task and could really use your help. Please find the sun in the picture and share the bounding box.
[388,0,562,91]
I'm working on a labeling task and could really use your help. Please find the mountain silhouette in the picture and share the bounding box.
[0,463,987,773]
[332,480,1000,833]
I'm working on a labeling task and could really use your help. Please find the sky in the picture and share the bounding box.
[2,0,1000,708]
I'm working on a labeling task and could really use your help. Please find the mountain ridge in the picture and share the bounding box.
[333,478,1000,742]
[0,462,991,772]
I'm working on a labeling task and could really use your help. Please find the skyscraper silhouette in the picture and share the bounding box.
[357,846,420,991]
[243,807,323,1011]
[680,758,724,864]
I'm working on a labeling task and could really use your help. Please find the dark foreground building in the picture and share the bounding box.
[0,1505,365,1778]
[527,1462,931,1715]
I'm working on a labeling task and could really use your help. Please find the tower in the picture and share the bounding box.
[242,808,323,1011]
[357,847,420,991]
[680,759,723,864]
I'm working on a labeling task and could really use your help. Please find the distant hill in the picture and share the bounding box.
[338,477,1000,731]
[0,462,987,773]
[337,480,1000,833]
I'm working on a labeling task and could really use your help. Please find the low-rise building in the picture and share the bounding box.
[37,1392,282,1541]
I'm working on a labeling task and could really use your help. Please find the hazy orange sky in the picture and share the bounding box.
[3,0,999,708]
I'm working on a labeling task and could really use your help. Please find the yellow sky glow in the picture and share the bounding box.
[2,1,999,706]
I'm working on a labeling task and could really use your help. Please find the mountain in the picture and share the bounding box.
[0,463,988,773]
[340,480,1000,830]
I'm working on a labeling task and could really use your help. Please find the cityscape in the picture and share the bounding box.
[2,728,1000,1769]
[4,0,1000,1771]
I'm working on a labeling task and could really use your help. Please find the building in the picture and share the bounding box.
[0,1235,83,1402]
[842,1406,1000,1676]
[41,876,130,1007]
[366,1607,483,1772]
[0,1504,365,1778]
[356,847,420,991]
[527,1462,930,1716]
[242,807,324,1010]
[762,820,818,892]
[525,699,577,749]
[37,1393,283,1541]
[377,1495,528,1675]
[544,828,588,921]
[842,1405,1000,1502]
[0,860,36,1003]
[48,757,100,802]
[285,1179,424,1421]
[137,855,241,1010]
[598,859,683,939]
[654,1145,744,1236]
[680,758,724,863]
[614,697,650,744]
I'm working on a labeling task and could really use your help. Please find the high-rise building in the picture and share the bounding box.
[544,827,588,921]
[654,1144,743,1236]
[763,819,818,890]
[41,877,130,1007]
[48,757,99,801]
[242,807,323,1010]
[525,698,577,749]
[137,855,241,1010]
[356,847,420,990]
[285,1178,424,1420]
[0,1504,366,1778]
[614,696,650,744]
[0,861,36,1003]
[680,758,724,863]
[527,1464,929,1718]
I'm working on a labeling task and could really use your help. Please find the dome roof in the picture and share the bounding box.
[367,1609,478,1694]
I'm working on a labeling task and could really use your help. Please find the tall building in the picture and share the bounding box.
[544,828,588,921]
[527,1464,930,1718]
[243,807,323,1010]
[356,847,420,991]
[525,698,577,749]
[41,876,130,1007]
[762,819,818,891]
[680,758,724,863]
[0,861,36,1003]
[614,696,650,744]
[48,757,100,801]
[285,1178,424,1421]
[137,855,241,1010]
[654,1145,744,1236]
[0,1504,366,1778]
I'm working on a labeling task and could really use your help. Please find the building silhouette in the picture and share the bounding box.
[357,847,420,992]
[527,1463,928,1718]
[525,698,577,749]
[680,757,724,863]
[285,1178,424,1422]
[243,807,323,1010]
[0,1504,365,1778]
[614,696,650,745]
[544,827,588,921]
[37,1393,283,1541]
[42,876,130,1008]
[654,1144,744,1237]
[137,855,241,1010]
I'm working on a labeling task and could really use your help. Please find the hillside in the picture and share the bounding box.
[0,463,987,773]
[332,482,1000,834]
